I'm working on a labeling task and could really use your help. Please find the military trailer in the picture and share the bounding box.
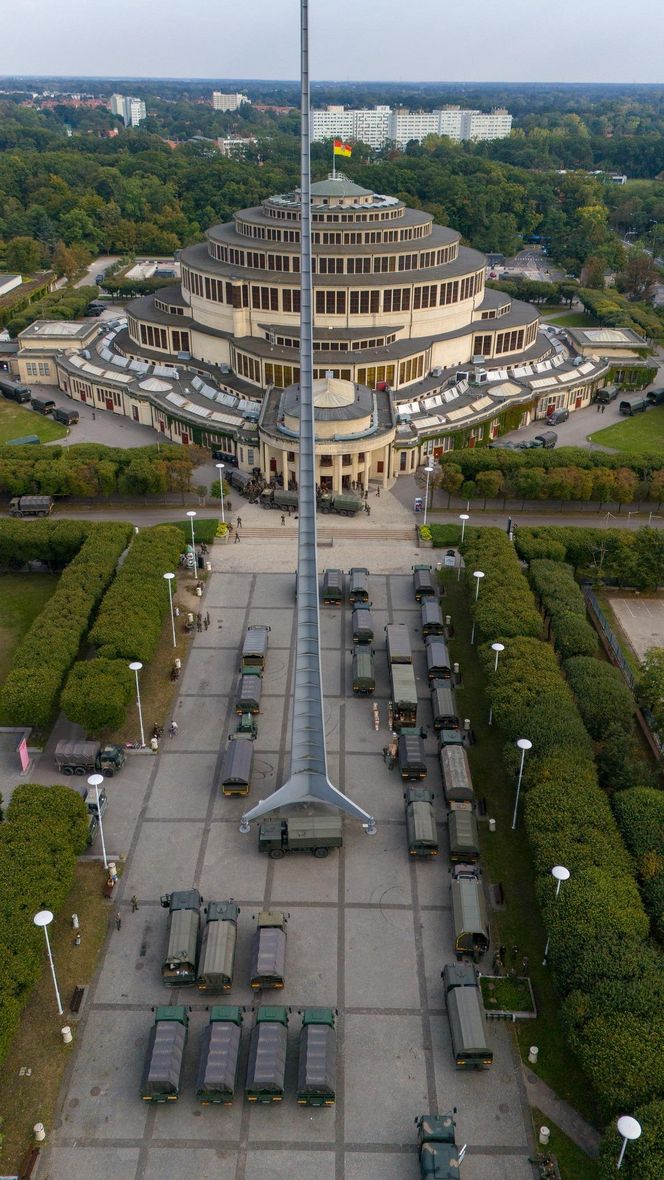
[197,900,240,992]
[249,911,288,990]
[235,673,262,715]
[441,962,493,1069]
[352,606,374,645]
[416,1112,462,1180]
[348,566,370,604]
[425,636,452,682]
[451,865,489,961]
[9,494,54,517]
[258,815,343,858]
[398,731,427,780]
[430,681,460,732]
[297,1008,337,1106]
[322,568,343,604]
[160,889,201,986]
[245,1006,289,1103]
[448,810,480,865]
[260,488,298,511]
[385,623,412,664]
[352,648,375,695]
[219,734,254,796]
[241,624,270,672]
[390,662,418,730]
[440,745,474,805]
[55,739,125,777]
[196,1006,243,1104]
[413,563,436,602]
[421,599,445,638]
[140,1006,189,1102]
[404,786,438,857]
[318,493,362,516]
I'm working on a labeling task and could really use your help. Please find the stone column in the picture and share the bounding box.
[281,448,288,488]
[333,454,343,493]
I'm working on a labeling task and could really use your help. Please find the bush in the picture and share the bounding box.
[564,656,634,738]
[61,659,134,732]
[549,610,598,659]
[612,789,664,939]
[529,560,598,658]
[577,1012,664,1117]
[462,529,542,642]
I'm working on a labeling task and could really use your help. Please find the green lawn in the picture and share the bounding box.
[587,404,664,454]
[547,312,599,327]
[0,399,66,444]
[530,1108,601,1180]
[0,573,59,685]
[440,575,598,1124]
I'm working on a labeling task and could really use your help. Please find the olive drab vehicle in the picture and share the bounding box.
[219,734,254,796]
[318,493,362,516]
[235,673,263,714]
[241,624,270,672]
[322,568,343,604]
[196,1006,243,1104]
[404,786,439,858]
[245,1007,288,1103]
[447,809,480,865]
[258,815,343,859]
[197,900,240,992]
[385,623,412,665]
[55,740,125,777]
[421,599,445,637]
[352,648,375,695]
[160,890,201,986]
[249,911,288,989]
[398,730,427,780]
[441,962,493,1069]
[140,1007,189,1102]
[439,745,474,806]
[390,663,418,730]
[412,564,436,602]
[451,864,489,961]
[260,488,299,511]
[415,1112,463,1179]
[425,636,452,682]
[352,605,374,645]
[348,567,370,604]
[297,1008,337,1106]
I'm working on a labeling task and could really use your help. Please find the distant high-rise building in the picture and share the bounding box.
[311,104,512,149]
[212,92,251,112]
[110,94,146,127]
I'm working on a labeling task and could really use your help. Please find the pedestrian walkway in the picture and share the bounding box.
[522,1065,601,1158]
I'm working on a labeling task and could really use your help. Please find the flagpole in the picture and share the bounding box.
[332,141,336,180]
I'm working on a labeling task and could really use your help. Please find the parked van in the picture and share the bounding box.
[451,865,489,961]
[197,900,239,992]
[413,564,436,602]
[596,385,619,405]
[404,786,438,857]
[430,680,459,732]
[352,607,374,645]
[53,406,79,426]
[220,735,254,796]
[385,623,412,665]
[398,731,427,780]
[348,566,370,604]
[545,407,569,425]
[646,387,664,406]
[352,649,375,695]
[30,396,56,415]
[425,636,451,682]
[322,568,343,605]
[448,810,480,864]
[0,377,31,403]
[241,624,270,672]
[620,398,648,416]
[421,599,445,638]
[533,430,557,448]
[440,745,474,806]
[196,1006,243,1104]
[441,963,493,1070]
[235,674,262,715]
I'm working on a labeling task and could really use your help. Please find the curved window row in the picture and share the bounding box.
[208,239,457,273]
[260,203,404,224]
[154,298,185,316]
[270,332,397,351]
[234,217,430,244]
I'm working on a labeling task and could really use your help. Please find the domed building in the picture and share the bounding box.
[56,175,614,483]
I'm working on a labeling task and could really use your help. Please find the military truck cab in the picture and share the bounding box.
[197,900,239,992]
[140,1006,189,1102]
[404,786,438,857]
[297,1008,337,1106]
[415,1112,462,1180]
[258,815,343,859]
[196,1006,243,1104]
[250,911,288,989]
[160,889,201,986]
[348,566,370,604]
[245,1006,288,1103]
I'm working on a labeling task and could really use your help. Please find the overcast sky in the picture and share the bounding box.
[1,0,662,83]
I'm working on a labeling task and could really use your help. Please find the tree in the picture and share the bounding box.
[435,464,464,507]
[638,647,664,732]
[5,235,43,273]
[615,248,661,303]
[580,255,606,289]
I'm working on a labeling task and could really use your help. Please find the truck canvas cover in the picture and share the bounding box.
[398,733,426,778]
[390,663,418,721]
[413,566,436,600]
[385,623,412,664]
[246,1011,288,1096]
[250,921,286,986]
[242,625,270,666]
[141,1013,187,1098]
[196,1007,242,1101]
[430,681,459,729]
[235,675,262,713]
[447,986,492,1066]
[322,569,343,602]
[405,787,438,855]
[285,816,343,848]
[198,902,238,991]
[352,608,374,644]
[440,745,474,804]
[55,740,99,765]
[421,599,445,636]
[448,810,480,862]
[352,649,375,694]
[297,1012,336,1102]
[425,636,451,680]
[452,877,489,958]
[228,469,253,491]
[220,737,253,792]
[348,567,369,603]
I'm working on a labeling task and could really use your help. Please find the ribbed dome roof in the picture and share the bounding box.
[312,377,356,408]
[309,177,373,198]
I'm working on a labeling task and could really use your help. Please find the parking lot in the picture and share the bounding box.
[608,594,664,662]
[41,555,534,1180]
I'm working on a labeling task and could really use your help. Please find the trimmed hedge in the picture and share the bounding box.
[516,525,664,590]
[0,784,88,1065]
[529,559,598,659]
[61,659,134,732]
[0,522,132,728]
[612,789,664,940]
[564,656,634,738]
[461,529,542,642]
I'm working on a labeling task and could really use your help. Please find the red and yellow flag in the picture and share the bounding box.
[333,139,352,158]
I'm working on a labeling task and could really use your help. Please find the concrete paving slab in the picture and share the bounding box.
[45,1146,140,1180]
[199,823,268,903]
[207,573,254,608]
[143,1147,238,1180]
[180,648,237,696]
[146,752,217,818]
[361,573,389,610]
[462,1155,534,1180]
[413,847,453,908]
[167,693,228,750]
[343,753,405,822]
[319,606,344,649]
[609,595,664,661]
[344,1014,429,1143]
[390,575,421,612]
[94,906,167,1003]
[244,608,294,648]
[420,908,455,1009]
[344,1152,419,1179]
[322,650,344,696]
[269,844,340,905]
[248,700,291,751]
[250,572,295,609]
[203,607,248,648]
[124,821,206,898]
[345,906,419,1009]
[58,1009,149,1139]
[344,823,412,906]
[272,904,339,1006]
[260,658,293,697]
[243,1150,336,1180]
[344,697,391,753]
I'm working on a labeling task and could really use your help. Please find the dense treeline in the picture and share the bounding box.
[0,442,197,500]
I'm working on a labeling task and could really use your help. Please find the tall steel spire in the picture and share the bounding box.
[240,0,376,835]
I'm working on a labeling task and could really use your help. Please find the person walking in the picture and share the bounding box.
[131,895,139,912]
[169,720,178,737]
[236,515,242,528]
[376,487,380,498]
[511,943,519,961]
[364,489,369,501]
[366,503,371,517]
[281,514,286,526]
[115,911,122,931]
[234,529,240,543]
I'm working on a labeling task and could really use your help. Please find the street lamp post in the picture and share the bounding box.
[186,510,197,571]
[88,773,108,870]
[33,909,63,1016]
[457,513,469,581]
[215,463,225,526]
[616,1115,642,1170]
[488,641,504,726]
[469,570,485,644]
[129,661,145,748]
[423,465,434,526]
[163,572,176,648]
[511,737,532,830]
[542,864,570,965]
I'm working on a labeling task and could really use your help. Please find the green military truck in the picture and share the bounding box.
[241,624,270,672]
[441,962,493,1069]
[352,648,375,695]
[55,740,125,777]
[352,605,374,645]
[196,1006,243,1104]
[413,563,436,602]
[9,495,54,517]
[73,781,108,846]
[140,1006,189,1102]
[404,786,438,858]
[322,568,343,604]
[245,1006,288,1103]
[160,889,201,986]
[297,1008,337,1106]
[415,1111,463,1179]
[258,814,343,858]
[390,662,418,730]
[260,488,299,511]
[348,566,370,604]
[250,911,288,990]
[318,493,362,516]
[197,900,240,992]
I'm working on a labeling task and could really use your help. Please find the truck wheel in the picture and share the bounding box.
[102,769,114,777]
[313,847,329,858]
[62,766,74,775]
[269,848,285,859]
[74,766,85,775]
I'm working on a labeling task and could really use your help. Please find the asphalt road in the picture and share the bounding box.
[75,255,119,289]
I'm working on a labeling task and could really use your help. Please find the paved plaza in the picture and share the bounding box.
[609,594,664,662]
[40,540,535,1180]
